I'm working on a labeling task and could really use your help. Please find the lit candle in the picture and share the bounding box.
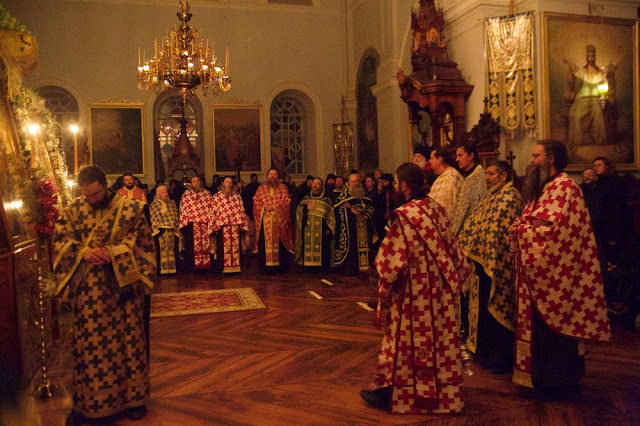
[138,46,141,66]
[69,124,79,175]
[171,37,175,69]
[27,124,39,169]
[30,137,36,168]
[154,37,158,59]
[225,46,229,75]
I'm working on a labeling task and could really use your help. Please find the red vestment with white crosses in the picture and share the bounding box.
[209,191,248,273]
[512,172,611,388]
[117,186,147,204]
[374,197,471,414]
[179,189,213,269]
[252,183,294,265]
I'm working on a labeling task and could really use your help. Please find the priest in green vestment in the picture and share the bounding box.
[294,177,335,269]
[333,173,376,275]
[457,161,524,373]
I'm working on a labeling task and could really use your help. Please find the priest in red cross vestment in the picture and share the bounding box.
[179,176,214,270]
[253,168,294,273]
[361,163,472,414]
[209,176,249,273]
[116,173,147,204]
[511,140,610,398]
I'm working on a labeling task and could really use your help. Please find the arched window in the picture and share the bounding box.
[36,85,80,172]
[154,94,201,178]
[356,52,379,171]
[270,96,306,177]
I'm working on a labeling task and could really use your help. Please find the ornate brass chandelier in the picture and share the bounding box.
[137,0,231,103]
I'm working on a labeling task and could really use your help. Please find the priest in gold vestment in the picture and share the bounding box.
[53,165,155,424]
[253,168,294,273]
[150,185,181,274]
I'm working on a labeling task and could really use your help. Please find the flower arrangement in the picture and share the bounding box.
[32,178,60,296]
[10,87,71,204]
[9,88,65,295]
[33,178,61,237]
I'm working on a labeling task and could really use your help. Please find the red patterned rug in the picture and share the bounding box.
[151,288,266,318]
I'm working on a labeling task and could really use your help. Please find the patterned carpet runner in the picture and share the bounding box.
[151,288,266,317]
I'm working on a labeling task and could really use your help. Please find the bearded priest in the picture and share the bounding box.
[361,162,471,414]
[179,175,214,271]
[510,139,611,398]
[458,160,523,374]
[294,177,335,271]
[253,168,294,274]
[209,176,249,274]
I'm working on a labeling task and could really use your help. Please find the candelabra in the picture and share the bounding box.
[33,250,55,399]
[597,78,609,110]
[69,124,79,176]
[460,329,474,376]
[137,0,231,107]
[333,96,354,177]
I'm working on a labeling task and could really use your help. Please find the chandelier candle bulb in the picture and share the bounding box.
[171,40,175,69]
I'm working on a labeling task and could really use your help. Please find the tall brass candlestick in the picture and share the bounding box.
[73,133,78,175]
[70,124,79,175]
[33,238,56,399]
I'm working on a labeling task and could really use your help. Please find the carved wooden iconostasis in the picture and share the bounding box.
[397,0,474,155]
[397,0,504,167]
[0,5,70,388]
[0,80,44,388]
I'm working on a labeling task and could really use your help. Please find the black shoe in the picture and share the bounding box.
[127,405,147,421]
[65,411,85,426]
[360,386,392,411]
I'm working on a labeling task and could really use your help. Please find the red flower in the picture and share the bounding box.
[33,178,61,237]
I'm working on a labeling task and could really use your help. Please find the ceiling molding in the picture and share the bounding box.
[65,0,342,15]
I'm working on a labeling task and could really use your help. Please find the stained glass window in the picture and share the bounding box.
[270,96,305,177]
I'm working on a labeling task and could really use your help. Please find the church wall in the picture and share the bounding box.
[349,0,416,174]
[5,0,638,182]
[4,0,347,184]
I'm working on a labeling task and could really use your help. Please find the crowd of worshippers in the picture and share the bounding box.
[51,138,638,424]
[110,166,406,277]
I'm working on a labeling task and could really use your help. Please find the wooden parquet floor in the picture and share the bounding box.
[29,257,640,425]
